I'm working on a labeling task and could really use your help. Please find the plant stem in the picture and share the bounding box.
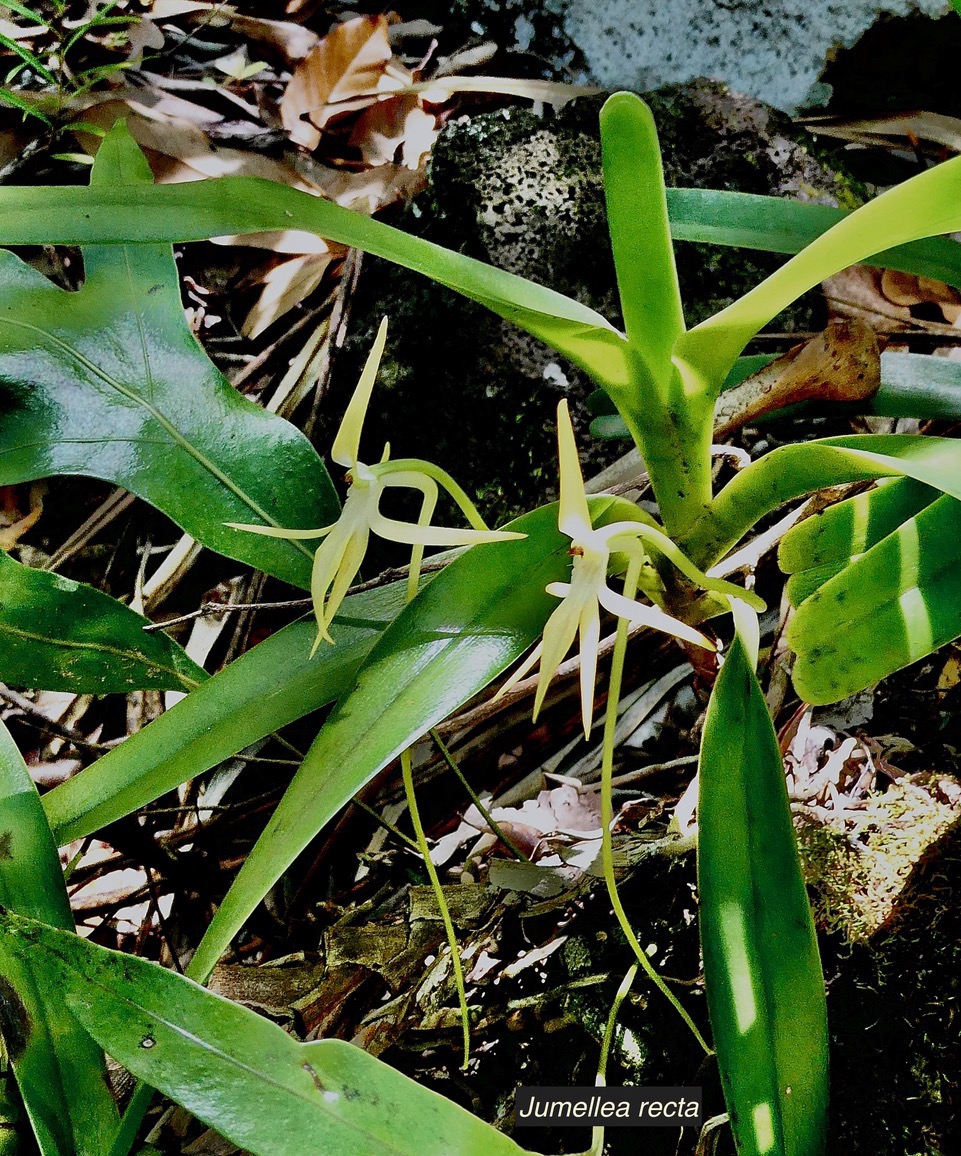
[401,747,471,1069]
[599,556,712,1055]
[587,963,637,1156]
[429,729,530,861]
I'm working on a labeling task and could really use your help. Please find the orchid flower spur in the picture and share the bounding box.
[229,318,524,654]
[497,400,764,738]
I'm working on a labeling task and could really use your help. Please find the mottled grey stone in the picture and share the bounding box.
[556,0,949,112]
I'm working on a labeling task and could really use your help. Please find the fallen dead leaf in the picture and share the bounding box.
[243,251,337,338]
[282,15,406,150]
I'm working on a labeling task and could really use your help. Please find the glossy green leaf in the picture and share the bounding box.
[0,124,338,589]
[779,476,939,605]
[788,494,961,704]
[676,153,961,392]
[0,722,119,1155]
[0,914,526,1156]
[45,579,413,844]
[685,434,961,567]
[698,638,828,1156]
[189,497,631,980]
[601,93,684,376]
[665,188,961,288]
[0,551,203,693]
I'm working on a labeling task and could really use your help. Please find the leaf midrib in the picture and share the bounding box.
[0,310,314,562]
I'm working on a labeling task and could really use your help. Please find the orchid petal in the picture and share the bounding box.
[307,522,360,648]
[369,510,523,547]
[493,639,545,701]
[393,470,440,603]
[383,460,494,532]
[532,596,582,721]
[596,583,714,649]
[577,602,602,737]
[225,521,337,540]
[556,399,592,539]
[606,522,766,613]
[331,316,389,468]
[312,524,370,654]
[546,581,572,598]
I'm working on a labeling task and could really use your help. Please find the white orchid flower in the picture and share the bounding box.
[229,318,524,654]
[497,400,763,738]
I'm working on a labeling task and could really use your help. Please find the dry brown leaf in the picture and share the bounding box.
[826,266,961,332]
[242,251,336,338]
[800,110,961,154]
[322,163,426,212]
[348,93,438,168]
[414,76,603,107]
[0,481,44,549]
[713,319,881,438]
[282,15,407,150]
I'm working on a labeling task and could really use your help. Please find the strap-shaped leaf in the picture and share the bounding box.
[0,125,339,589]
[0,723,119,1154]
[45,579,411,844]
[788,493,961,704]
[601,93,684,377]
[676,152,961,392]
[665,188,961,289]
[698,638,828,1156]
[0,146,630,395]
[779,476,939,606]
[188,497,633,980]
[0,551,204,693]
[0,914,526,1156]
[685,434,961,567]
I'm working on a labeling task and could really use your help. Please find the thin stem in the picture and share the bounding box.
[401,747,471,1069]
[429,729,530,862]
[351,797,420,853]
[588,963,638,1156]
[599,555,712,1055]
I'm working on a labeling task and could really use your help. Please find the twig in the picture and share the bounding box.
[0,686,111,752]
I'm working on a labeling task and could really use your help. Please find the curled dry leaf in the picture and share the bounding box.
[282,15,406,150]
[825,265,961,332]
[713,319,881,437]
[349,93,438,169]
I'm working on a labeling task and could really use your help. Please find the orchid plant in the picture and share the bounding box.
[3,93,961,1156]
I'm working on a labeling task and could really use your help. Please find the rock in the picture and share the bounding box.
[335,81,858,527]
[556,0,950,113]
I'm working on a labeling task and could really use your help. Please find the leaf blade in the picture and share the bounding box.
[0,723,119,1155]
[45,579,411,844]
[698,639,828,1156]
[0,914,526,1156]
[0,551,204,692]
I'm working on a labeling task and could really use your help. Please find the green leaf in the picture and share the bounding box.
[45,579,412,844]
[698,638,828,1156]
[601,93,684,377]
[0,721,119,1154]
[0,914,527,1156]
[0,551,204,692]
[684,434,961,567]
[189,497,630,980]
[787,493,961,704]
[665,188,961,289]
[0,124,339,589]
[676,152,961,392]
[779,476,939,605]
[0,155,630,395]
